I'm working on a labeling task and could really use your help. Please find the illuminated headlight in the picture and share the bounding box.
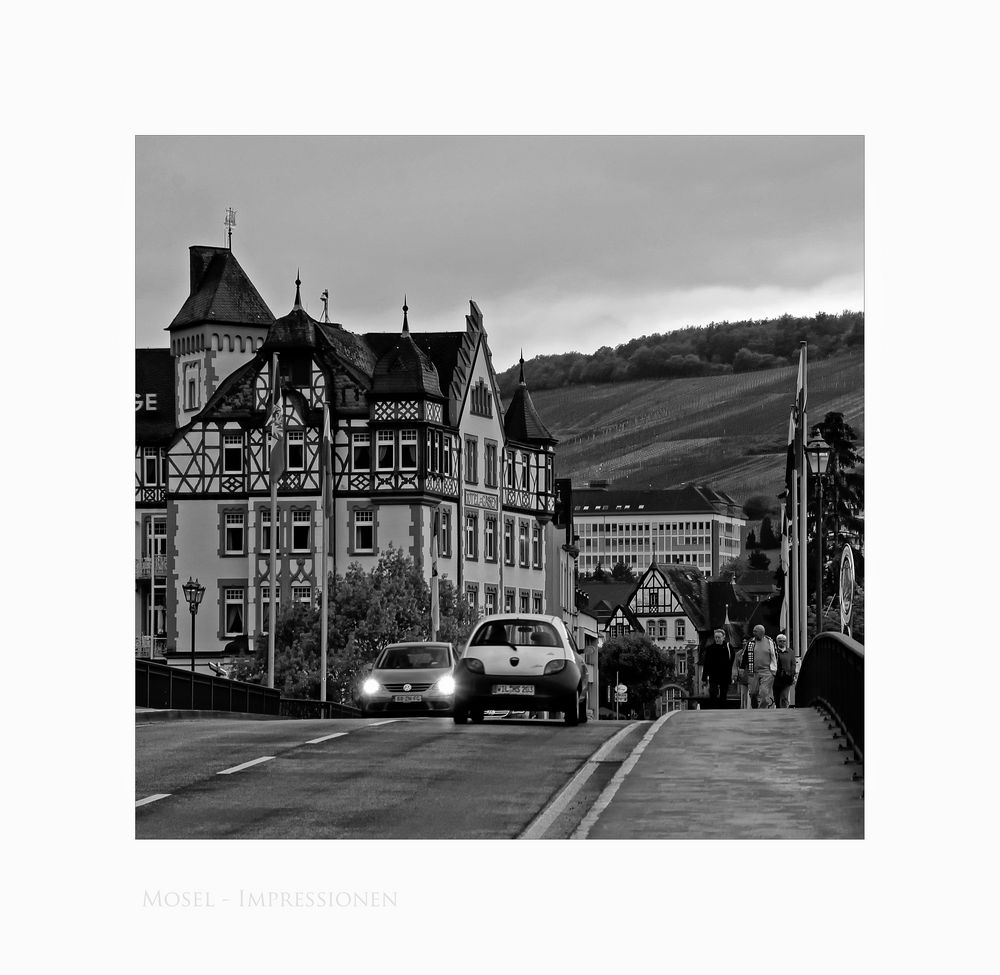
[362,677,380,695]
[436,674,456,695]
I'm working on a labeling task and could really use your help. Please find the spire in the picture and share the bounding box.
[402,295,409,334]
[293,270,303,310]
[518,349,526,386]
[320,289,330,323]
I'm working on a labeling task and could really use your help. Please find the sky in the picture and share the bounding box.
[135,135,863,374]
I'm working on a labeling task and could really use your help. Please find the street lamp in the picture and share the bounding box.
[804,436,832,638]
[182,577,206,674]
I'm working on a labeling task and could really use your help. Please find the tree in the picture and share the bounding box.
[599,633,670,714]
[611,560,636,582]
[719,555,749,581]
[759,516,779,548]
[231,546,477,703]
[746,529,758,550]
[748,550,770,570]
[592,562,608,582]
[743,494,780,521]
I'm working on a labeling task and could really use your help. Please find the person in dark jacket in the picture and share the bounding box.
[773,633,797,708]
[702,628,735,708]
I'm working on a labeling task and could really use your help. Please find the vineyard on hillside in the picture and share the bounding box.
[525,350,864,505]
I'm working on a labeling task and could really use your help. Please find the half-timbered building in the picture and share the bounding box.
[136,243,558,666]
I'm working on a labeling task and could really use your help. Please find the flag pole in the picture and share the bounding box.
[320,404,331,703]
[789,461,799,655]
[267,353,280,690]
[797,341,809,658]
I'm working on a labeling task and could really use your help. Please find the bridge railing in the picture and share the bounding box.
[796,631,864,760]
[136,658,280,715]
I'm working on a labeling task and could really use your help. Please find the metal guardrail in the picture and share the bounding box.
[279,698,362,719]
[796,631,864,760]
[136,658,281,715]
[136,555,169,579]
[135,636,168,658]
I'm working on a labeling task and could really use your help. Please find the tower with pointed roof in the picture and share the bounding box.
[167,245,275,428]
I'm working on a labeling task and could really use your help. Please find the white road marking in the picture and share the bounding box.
[135,793,171,808]
[366,719,401,727]
[305,732,349,744]
[217,756,275,775]
[518,722,642,840]
[571,711,677,839]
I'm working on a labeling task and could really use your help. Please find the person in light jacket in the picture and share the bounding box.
[739,624,778,709]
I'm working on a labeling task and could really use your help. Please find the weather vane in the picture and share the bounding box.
[224,207,237,249]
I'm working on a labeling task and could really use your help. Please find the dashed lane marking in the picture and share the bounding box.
[365,719,402,727]
[518,722,643,840]
[135,793,171,808]
[305,732,349,745]
[571,711,676,839]
[217,756,275,775]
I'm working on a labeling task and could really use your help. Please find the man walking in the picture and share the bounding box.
[773,633,796,708]
[741,624,777,709]
[702,628,734,708]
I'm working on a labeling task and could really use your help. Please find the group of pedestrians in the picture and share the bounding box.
[701,624,797,709]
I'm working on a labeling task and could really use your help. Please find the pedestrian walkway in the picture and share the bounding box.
[586,708,863,839]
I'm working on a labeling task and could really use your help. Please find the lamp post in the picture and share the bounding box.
[804,436,832,639]
[182,577,206,674]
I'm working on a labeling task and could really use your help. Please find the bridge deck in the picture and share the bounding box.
[589,708,864,839]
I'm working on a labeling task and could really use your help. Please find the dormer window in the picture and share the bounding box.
[470,378,493,418]
[223,433,243,474]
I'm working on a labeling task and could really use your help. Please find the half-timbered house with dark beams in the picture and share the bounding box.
[136,242,558,667]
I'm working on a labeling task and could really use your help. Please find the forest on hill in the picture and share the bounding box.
[496,310,863,395]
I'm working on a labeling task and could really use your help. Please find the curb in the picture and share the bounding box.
[135,709,285,724]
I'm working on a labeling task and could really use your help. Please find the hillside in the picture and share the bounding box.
[527,350,863,505]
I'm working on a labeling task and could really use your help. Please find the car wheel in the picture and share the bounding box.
[563,694,579,726]
[578,697,589,724]
[470,707,486,723]
[453,704,469,724]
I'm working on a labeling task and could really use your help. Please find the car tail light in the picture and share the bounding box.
[464,657,485,674]
[543,659,566,675]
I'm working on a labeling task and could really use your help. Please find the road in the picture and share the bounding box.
[135,716,645,839]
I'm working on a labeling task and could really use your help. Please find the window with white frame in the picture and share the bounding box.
[287,430,305,471]
[465,512,478,560]
[292,510,311,551]
[292,585,312,606]
[184,361,199,411]
[676,653,687,676]
[466,583,479,609]
[518,521,529,566]
[259,585,271,635]
[224,588,245,636]
[675,619,686,640]
[658,620,668,640]
[399,429,418,470]
[485,586,498,615]
[143,447,160,486]
[519,590,530,613]
[504,519,515,565]
[441,507,452,557]
[531,524,541,568]
[505,450,514,488]
[504,588,516,613]
[223,433,243,474]
[520,452,530,489]
[260,509,272,551]
[484,516,497,562]
[532,592,543,614]
[376,430,394,470]
[465,437,478,484]
[484,442,498,487]
[352,432,371,471]
[224,512,245,554]
[442,435,453,476]
[353,509,374,552]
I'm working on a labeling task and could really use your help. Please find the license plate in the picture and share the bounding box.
[392,694,423,703]
[493,684,534,695]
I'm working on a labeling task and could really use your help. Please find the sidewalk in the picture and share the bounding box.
[585,708,863,839]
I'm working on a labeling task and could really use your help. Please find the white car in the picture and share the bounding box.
[453,614,588,726]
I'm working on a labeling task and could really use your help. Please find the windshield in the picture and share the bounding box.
[471,620,561,648]
[377,646,451,669]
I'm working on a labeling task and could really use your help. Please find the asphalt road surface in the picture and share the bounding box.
[136,716,644,839]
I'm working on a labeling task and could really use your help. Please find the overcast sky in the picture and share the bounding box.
[135,135,862,373]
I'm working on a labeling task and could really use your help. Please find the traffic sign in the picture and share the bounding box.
[615,683,627,694]
[614,691,627,703]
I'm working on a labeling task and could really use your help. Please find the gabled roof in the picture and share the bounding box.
[576,582,637,623]
[503,356,556,446]
[135,349,177,445]
[168,246,274,331]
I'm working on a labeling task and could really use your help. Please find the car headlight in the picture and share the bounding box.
[436,674,456,695]
[362,677,380,695]
[543,659,567,675]
[464,657,484,674]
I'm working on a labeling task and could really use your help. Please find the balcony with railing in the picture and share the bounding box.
[136,555,168,579]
